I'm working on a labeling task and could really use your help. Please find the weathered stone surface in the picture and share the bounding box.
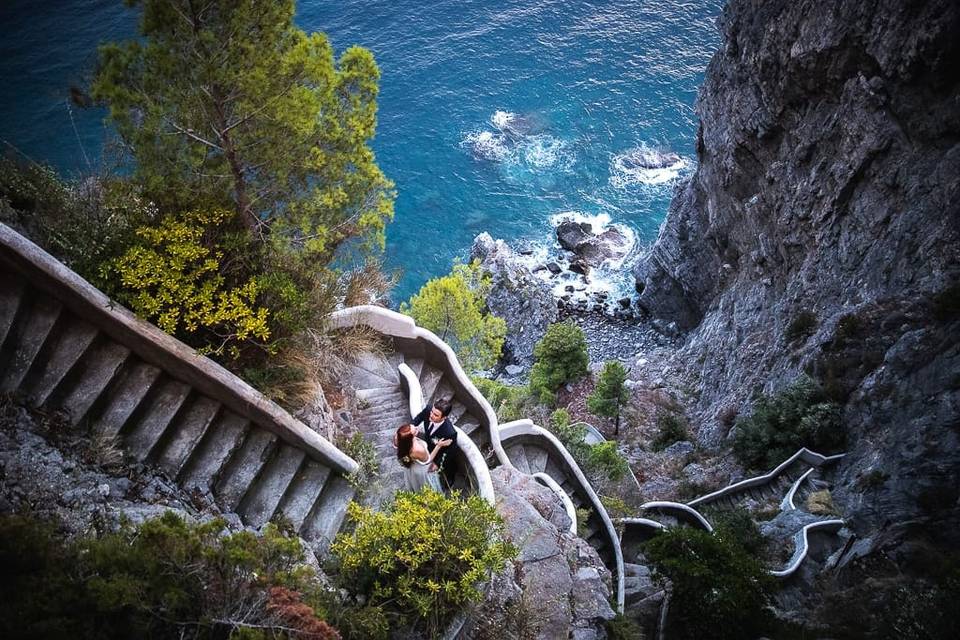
[556,219,631,267]
[467,467,614,639]
[628,0,960,634]
[472,232,558,369]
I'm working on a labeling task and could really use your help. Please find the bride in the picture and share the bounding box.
[395,423,452,493]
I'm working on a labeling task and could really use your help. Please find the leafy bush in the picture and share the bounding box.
[0,511,338,640]
[644,527,774,640]
[331,490,516,638]
[529,322,589,404]
[606,613,646,640]
[336,431,381,497]
[651,409,689,451]
[786,310,818,343]
[401,260,506,371]
[587,361,629,429]
[586,441,630,482]
[104,208,271,358]
[472,376,532,422]
[732,376,844,471]
[712,508,765,556]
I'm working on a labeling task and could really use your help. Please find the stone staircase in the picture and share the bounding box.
[0,225,357,552]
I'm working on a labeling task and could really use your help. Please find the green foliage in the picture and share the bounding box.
[586,361,629,422]
[651,409,689,451]
[331,490,516,638]
[0,511,337,640]
[336,431,380,497]
[104,208,271,357]
[786,310,818,343]
[0,156,155,290]
[547,408,588,458]
[882,558,960,639]
[401,260,506,371]
[606,613,645,640]
[92,0,394,259]
[529,322,589,404]
[732,376,844,471]
[712,508,765,556]
[585,441,629,482]
[471,376,532,422]
[575,507,593,539]
[644,527,774,640]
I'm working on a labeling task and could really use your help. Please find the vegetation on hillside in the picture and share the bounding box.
[401,260,506,371]
[587,360,629,433]
[529,321,589,403]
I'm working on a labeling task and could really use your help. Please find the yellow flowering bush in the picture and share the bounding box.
[104,208,270,357]
[331,490,516,637]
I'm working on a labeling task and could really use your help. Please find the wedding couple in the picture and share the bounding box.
[395,398,459,493]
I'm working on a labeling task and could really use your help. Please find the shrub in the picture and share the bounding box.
[712,508,765,555]
[0,511,337,640]
[529,321,589,403]
[336,431,381,497]
[651,409,689,451]
[586,441,630,482]
[606,613,646,640]
[547,408,588,456]
[732,376,844,471]
[644,527,774,640]
[104,208,271,358]
[472,376,533,422]
[587,361,629,432]
[331,490,516,638]
[806,489,839,515]
[401,260,506,371]
[786,310,818,343]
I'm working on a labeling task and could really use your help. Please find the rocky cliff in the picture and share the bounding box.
[634,0,959,631]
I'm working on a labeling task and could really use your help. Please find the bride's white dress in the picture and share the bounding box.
[403,458,443,493]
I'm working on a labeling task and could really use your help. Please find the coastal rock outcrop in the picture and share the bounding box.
[472,232,557,369]
[632,0,959,633]
[556,218,631,267]
[468,467,615,640]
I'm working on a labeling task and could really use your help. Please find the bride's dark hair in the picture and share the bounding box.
[396,424,414,467]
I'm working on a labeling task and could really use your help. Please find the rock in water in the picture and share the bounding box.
[556,218,631,267]
[471,232,557,369]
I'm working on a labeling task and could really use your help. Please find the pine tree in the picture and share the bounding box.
[92,0,394,260]
[587,361,629,435]
[529,322,589,404]
[400,261,506,371]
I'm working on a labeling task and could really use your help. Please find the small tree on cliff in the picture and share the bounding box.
[587,361,629,435]
[401,260,506,371]
[529,322,589,404]
[92,0,394,261]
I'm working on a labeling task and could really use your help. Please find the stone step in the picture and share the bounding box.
[448,401,467,424]
[458,416,480,435]
[0,295,61,393]
[123,378,193,461]
[155,395,221,476]
[21,318,98,407]
[387,350,405,373]
[301,474,355,553]
[276,460,332,532]
[544,458,564,481]
[354,352,399,384]
[432,379,454,406]
[356,385,404,403]
[178,410,249,490]
[238,444,307,528]
[526,446,549,474]
[0,277,25,349]
[508,444,531,474]
[215,428,278,512]
[405,357,425,378]
[345,364,396,391]
[357,400,409,419]
[91,360,163,438]
[55,338,130,426]
[419,366,443,405]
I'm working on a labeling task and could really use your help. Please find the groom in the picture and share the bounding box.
[411,398,459,489]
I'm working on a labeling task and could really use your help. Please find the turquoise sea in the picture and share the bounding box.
[0,0,724,303]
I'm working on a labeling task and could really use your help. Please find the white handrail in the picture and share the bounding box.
[769,519,845,578]
[781,467,815,511]
[532,472,577,535]
[640,501,714,532]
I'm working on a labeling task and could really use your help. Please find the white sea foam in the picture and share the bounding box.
[491,109,517,130]
[462,130,513,162]
[609,144,690,188]
[522,135,571,169]
[462,112,572,172]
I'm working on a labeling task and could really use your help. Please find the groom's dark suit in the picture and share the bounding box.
[412,406,459,488]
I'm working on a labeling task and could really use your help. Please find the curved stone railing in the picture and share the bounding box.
[397,362,495,504]
[687,448,846,509]
[0,224,357,475]
[769,519,845,578]
[329,306,510,468]
[781,467,815,511]
[640,501,714,532]
[532,472,577,535]
[500,419,625,611]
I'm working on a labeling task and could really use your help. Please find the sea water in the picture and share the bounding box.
[0,0,724,304]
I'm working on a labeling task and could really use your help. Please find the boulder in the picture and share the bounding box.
[556,218,631,267]
[472,233,558,369]
[468,467,615,639]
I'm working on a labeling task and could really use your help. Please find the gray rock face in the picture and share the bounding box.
[471,232,558,368]
[467,467,614,639]
[631,0,960,631]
